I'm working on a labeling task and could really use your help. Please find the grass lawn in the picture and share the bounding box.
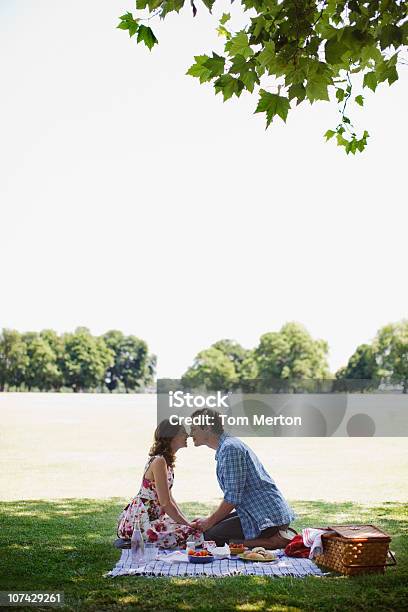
[0,499,407,611]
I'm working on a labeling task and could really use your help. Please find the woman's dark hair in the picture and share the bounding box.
[149,419,184,469]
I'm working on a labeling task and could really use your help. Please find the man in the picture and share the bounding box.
[190,408,296,549]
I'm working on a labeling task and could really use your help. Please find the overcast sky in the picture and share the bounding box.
[1,0,407,378]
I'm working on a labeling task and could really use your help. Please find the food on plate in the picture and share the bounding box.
[188,548,214,564]
[263,551,278,560]
[243,552,265,561]
[229,543,247,555]
[239,549,278,562]
[188,549,212,557]
[250,547,276,559]
[252,547,266,553]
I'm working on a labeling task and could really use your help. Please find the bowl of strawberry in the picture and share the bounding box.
[187,549,214,564]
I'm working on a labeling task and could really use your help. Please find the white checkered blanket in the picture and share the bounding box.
[106,549,326,578]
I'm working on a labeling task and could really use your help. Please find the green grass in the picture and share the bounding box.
[0,499,407,611]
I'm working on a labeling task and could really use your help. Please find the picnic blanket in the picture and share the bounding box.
[106,549,326,578]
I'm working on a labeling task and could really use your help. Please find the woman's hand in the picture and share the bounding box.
[191,516,213,532]
[186,521,200,530]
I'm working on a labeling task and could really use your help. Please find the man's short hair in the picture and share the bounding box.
[190,408,224,435]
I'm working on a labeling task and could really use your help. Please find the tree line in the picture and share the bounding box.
[0,328,155,393]
[2,320,407,393]
[181,320,408,393]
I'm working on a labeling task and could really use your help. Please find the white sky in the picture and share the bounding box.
[1,0,407,378]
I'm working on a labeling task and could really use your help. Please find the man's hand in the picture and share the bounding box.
[191,516,214,532]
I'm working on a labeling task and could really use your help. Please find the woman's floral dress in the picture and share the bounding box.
[117,455,202,549]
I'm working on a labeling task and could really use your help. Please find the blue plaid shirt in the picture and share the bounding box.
[215,434,295,539]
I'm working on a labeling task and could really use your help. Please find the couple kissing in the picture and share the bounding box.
[116,408,295,550]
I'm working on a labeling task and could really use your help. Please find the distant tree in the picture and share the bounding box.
[39,329,64,391]
[255,322,330,386]
[374,320,408,392]
[103,330,124,392]
[336,343,376,377]
[237,351,259,390]
[334,343,378,391]
[144,353,157,387]
[22,332,62,391]
[211,339,249,374]
[182,347,238,391]
[103,330,154,392]
[0,329,28,391]
[211,339,260,389]
[61,327,114,392]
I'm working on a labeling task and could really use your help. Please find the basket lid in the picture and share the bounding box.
[328,525,391,541]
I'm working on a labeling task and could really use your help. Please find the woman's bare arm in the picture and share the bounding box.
[151,457,192,527]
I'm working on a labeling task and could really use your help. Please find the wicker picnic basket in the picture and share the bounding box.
[315,525,396,576]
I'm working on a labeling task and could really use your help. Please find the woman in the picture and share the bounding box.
[116,419,202,549]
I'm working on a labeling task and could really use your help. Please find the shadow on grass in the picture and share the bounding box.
[0,498,407,611]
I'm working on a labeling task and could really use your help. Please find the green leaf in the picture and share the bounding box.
[137,25,158,51]
[257,41,276,71]
[355,95,364,106]
[379,24,402,51]
[229,55,248,75]
[254,90,290,128]
[186,55,212,83]
[217,25,231,39]
[201,0,215,11]
[336,88,345,102]
[214,75,244,101]
[225,31,253,60]
[219,12,230,25]
[288,83,306,105]
[324,129,336,141]
[241,70,258,93]
[324,37,349,65]
[128,21,139,37]
[251,15,266,40]
[363,71,377,92]
[336,132,348,148]
[160,0,185,17]
[117,13,140,37]
[148,0,164,10]
[135,0,148,8]
[117,21,131,31]
[203,53,225,78]
[306,78,330,103]
[228,56,258,93]
[386,66,398,85]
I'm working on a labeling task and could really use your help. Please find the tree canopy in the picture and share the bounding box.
[182,345,239,390]
[0,327,155,393]
[335,342,376,378]
[118,0,407,153]
[182,323,331,390]
[182,320,408,391]
[103,330,155,393]
[334,322,408,392]
[373,320,408,392]
[255,321,330,382]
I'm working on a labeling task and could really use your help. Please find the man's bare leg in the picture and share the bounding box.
[236,526,295,550]
[242,532,292,550]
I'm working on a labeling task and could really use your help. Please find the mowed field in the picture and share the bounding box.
[1,393,407,504]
